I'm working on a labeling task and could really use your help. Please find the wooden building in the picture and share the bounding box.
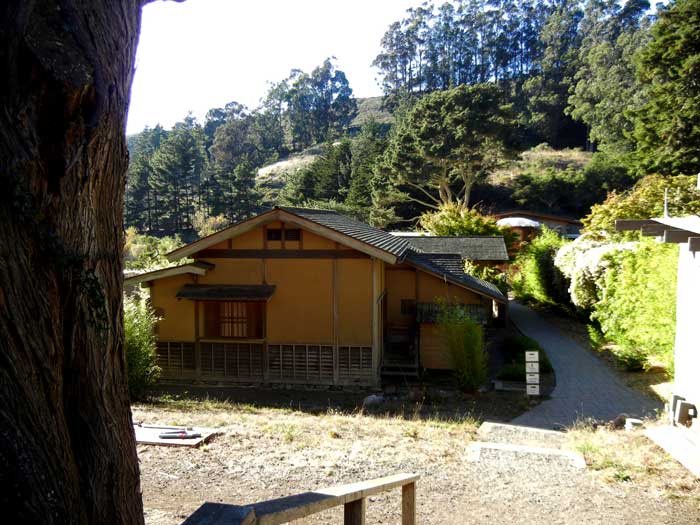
[126,207,507,388]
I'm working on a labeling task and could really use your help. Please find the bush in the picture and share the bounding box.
[511,226,570,307]
[592,240,677,371]
[500,335,553,376]
[437,305,487,392]
[420,203,518,248]
[124,227,185,271]
[124,291,160,400]
[464,259,509,295]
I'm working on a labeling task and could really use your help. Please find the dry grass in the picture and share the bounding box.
[566,419,700,502]
[490,144,593,186]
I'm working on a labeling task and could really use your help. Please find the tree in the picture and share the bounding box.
[583,173,700,236]
[631,0,700,175]
[523,0,586,147]
[381,83,511,210]
[149,115,207,235]
[125,125,166,232]
[567,0,650,154]
[0,1,150,522]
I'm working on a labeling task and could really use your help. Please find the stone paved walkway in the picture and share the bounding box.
[509,302,662,429]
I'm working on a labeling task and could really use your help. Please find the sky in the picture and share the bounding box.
[126,0,421,135]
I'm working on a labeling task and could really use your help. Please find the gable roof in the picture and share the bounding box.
[166,207,412,264]
[405,251,506,303]
[394,235,509,261]
[124,261,214,285]
[279,207,412,259]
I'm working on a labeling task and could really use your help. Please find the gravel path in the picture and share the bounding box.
[509,302,662,429]
[136,405,700,525]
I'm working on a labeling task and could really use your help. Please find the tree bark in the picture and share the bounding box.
[0,1,145,523]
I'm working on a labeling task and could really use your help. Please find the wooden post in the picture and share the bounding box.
[371,258,382,380]
[402,481,416,525]
[344,498,366,525]
[333,247,339,385]
[194,300,201,379]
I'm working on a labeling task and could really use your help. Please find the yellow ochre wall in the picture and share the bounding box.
[149,274,196,341]
[149,220,373,347]
[384,267,484,370]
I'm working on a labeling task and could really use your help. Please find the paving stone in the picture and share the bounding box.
[509,302,662,429]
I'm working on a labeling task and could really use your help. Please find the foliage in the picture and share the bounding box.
[497,335,553,381]
[510,150,634,217]
[554,235,677,371]
[631,0,700,176]
[511,227,570,307]
[583,174,700,237]
[591,240,677,371]
[437,305,487,392]
[191,211,229,238]
[124,228,185,271]
[297,199,370,224]
[380,83,512,209]
[123,291,160,400]
[554,234,636,309]
[420,203,504,236]
[464,259,509,295]
[149,115,207,235]
[567,0,651,153]
[523,0,586,147]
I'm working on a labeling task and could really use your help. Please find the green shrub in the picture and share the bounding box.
[591,240,677,371]
[437,305,487,392]
[124,291,161,400]
[511,226,570,307]
[464,259,509,295]
[497,363,526,382]
[500,335,553,375]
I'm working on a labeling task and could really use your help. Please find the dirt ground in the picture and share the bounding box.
[134,396,700,525]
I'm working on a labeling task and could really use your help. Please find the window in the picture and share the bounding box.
[266,228,301,242]
[284,228,301,241]
[203,301,264,339]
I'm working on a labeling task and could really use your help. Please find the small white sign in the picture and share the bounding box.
[526,373,540,384]
[526,384,540,396]
[526,362,539,373]
[525,351,539,362]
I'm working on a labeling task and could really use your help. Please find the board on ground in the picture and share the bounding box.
[134,424,219,447]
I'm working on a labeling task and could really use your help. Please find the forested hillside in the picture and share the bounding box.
[125,0,700,239]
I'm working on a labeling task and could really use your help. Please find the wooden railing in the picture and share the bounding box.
[182,473,418,525]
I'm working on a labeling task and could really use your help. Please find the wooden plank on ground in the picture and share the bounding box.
[134,424,219,447]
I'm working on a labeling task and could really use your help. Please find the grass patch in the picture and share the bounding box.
[566,419,700,498]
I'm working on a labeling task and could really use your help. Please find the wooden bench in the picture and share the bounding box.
[182,472,419,525]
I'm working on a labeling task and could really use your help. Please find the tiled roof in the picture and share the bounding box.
[405,251,506,302]
[398,235,509,261]
[278,207,412,259]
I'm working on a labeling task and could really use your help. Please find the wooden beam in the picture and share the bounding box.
[615,219,657,232]
[641,224,669,236]
[332,252,339,385]
[663,229,696,243]
[182,473,419,525]
[689,237,700,253]
[402,482,416,525]
[343,498,365,525]
[194,301,202,378]
[371,258,382,381]
[196,249,369,259]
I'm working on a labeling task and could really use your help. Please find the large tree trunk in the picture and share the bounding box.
[0,1,145,522]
